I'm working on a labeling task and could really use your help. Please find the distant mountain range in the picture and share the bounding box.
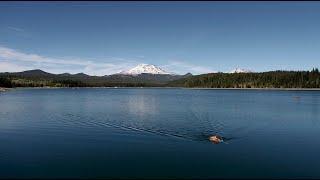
[0,65,192,87]
[1,63,253,77]
[1,64,319,88]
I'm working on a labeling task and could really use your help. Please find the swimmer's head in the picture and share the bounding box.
[209,135,224,144]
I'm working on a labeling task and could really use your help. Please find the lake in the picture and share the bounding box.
[0,88,320,179]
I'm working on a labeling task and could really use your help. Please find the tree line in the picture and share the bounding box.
[0,76,163,88]
[168,68,320,88]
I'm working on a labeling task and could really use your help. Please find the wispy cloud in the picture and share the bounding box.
[7,26,25,32]
[0,46,138,76]
[161,60,216,75]
[0,61,33,73]
[6,26,32,38]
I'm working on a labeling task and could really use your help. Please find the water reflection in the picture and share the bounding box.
[126,94,158,118]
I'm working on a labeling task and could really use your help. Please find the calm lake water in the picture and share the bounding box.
[1,88,320,179]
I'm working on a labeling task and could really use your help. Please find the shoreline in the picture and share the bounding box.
[0,87,11,92]
[182,87,320,91]
[4,86,320,91]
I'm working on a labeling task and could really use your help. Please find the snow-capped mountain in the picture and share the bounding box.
[119,64,171,75]
[229,68,252,73]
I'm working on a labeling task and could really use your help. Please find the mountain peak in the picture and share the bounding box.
[20,69,52,76]
[230,68,252,73]
[120,64,171,75]
[23,69,47,73]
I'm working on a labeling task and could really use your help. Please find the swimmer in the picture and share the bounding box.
[209,135,225,144]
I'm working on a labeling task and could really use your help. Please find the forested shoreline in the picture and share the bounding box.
[1,68,320,89]
[168,69,320,88]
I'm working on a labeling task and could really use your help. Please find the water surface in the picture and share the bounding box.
[0,88,320,178]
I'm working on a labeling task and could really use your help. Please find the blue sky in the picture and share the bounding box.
[0,2,320,75]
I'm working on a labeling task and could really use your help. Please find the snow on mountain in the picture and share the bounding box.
[119,64,171,75]
[229,68,252,73]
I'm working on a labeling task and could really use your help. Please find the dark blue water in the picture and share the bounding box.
[1,88,320,179]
